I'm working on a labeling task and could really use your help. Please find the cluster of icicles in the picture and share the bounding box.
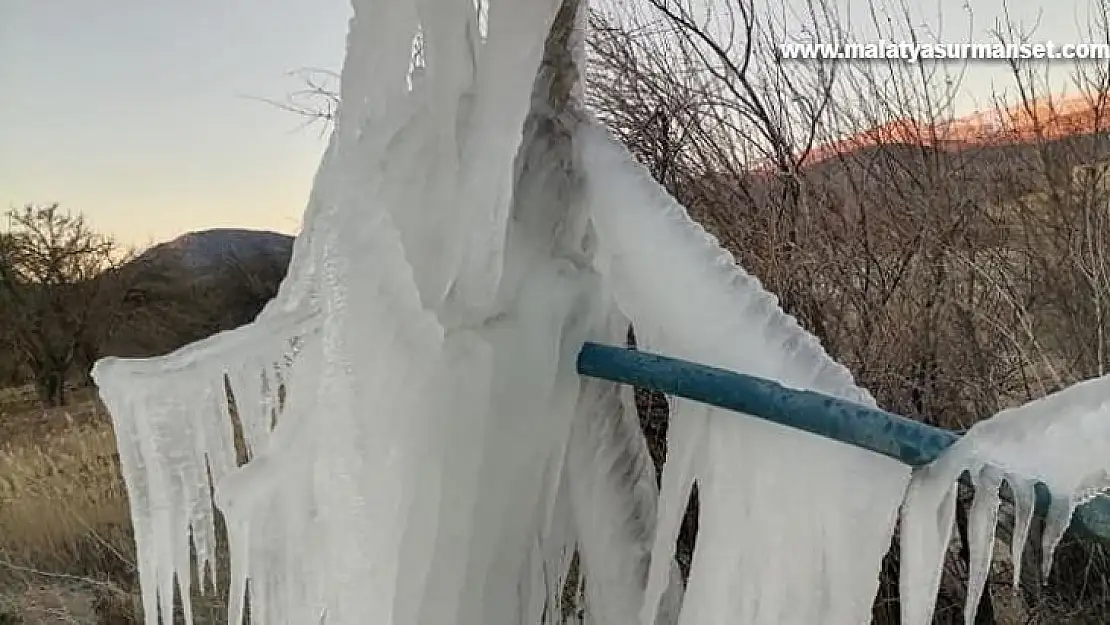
[92,0,1110,623]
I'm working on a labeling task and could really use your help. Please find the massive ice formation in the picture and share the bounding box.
[92,0,1110,623]
[578,123,912,625]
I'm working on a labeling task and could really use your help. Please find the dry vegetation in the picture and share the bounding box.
[0,389,137,624]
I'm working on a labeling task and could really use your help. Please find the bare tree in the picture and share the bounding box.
[587,0,846,318]
[0,204,124,406]
[250,67,341,135]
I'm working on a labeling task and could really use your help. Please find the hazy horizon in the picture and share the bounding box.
[1,0,351,248]
[0,0,1100,248]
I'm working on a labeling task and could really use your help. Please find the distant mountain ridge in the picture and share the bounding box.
[98,228,296,359]
[138,228,294,272]
[751,93,1110,174]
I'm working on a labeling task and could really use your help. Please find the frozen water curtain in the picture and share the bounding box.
[92,0,1110,623]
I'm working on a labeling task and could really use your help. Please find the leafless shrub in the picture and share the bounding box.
[588,0,1110,620]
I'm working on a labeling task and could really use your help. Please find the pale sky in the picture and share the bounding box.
[0,0,1098,248]
[1,0,351,247]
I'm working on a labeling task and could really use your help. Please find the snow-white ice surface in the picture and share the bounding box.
[91,0,1110,623]
[95,0,685,621]
[900,374,1110,625]
[577,124,911,625]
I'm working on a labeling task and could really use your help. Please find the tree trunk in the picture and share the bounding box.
[35,367,66,408]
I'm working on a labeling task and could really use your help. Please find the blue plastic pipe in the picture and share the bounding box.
[575,341,1110,546]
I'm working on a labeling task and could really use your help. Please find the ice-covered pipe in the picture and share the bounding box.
[575,340,1110,545]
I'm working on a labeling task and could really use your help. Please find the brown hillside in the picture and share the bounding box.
[798,94,1110,168]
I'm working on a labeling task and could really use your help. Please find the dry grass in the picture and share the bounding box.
[0,390,228,625]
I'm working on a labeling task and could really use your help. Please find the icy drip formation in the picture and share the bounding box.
[91,0,1110,623]
[900,374,1110,625]
[93,0,688,622]
[577,124,913,625]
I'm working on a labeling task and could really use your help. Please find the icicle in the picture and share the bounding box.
[562,310,684,625]
[94,362,243,625]
[578,119,911,625]
[901,373,1110,625]
[447,0,567,314]
[640,399,708,625]
[1009,478,1036,588]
